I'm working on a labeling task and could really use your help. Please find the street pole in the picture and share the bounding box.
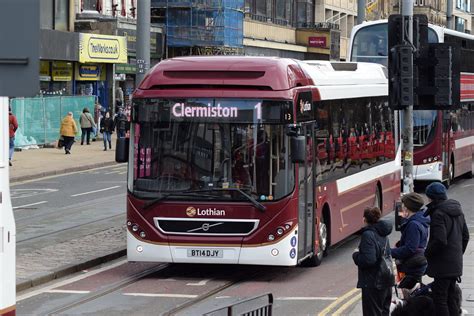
[136,0,151,86]
[357,0,366,24]
[446,0,454,29]
[401,0,414,193]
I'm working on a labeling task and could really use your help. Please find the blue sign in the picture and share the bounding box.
[290,248,296,259]
[290,236,297,247]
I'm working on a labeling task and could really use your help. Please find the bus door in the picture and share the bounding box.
[297,122,316,261]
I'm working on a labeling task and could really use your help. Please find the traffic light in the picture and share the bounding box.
[389,44,413,109]
[388,14,461,110]
[388,14,428,110]
[415,44,460,109]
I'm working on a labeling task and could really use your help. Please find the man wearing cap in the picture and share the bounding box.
[424,182,469,316]
[391,192,430,290]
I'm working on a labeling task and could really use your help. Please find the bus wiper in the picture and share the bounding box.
[228,188,266,212]
[186,188,266,212]
[142,192,215,210]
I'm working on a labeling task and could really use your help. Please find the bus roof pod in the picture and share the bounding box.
[137,56,313,91]
[298,60,388,86]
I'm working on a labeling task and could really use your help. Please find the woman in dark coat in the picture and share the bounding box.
[100,111,115,151]
[391,192,430,290]
[353,206,393,316]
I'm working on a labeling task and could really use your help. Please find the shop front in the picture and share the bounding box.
[116,25,163,106]
[77,33,127,111]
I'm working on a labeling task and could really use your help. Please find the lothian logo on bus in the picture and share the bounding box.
[186,206,226,217]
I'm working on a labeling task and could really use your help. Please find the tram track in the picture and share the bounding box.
[162,269,263,316]
[46,263,170,315]
[41,262,267,316]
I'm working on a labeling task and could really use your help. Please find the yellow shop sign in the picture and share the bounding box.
[52,62,73,81]
[79,33,127,64]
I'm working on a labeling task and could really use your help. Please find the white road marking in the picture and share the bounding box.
[118,172,127,175]
[71,186,121,197]
[97,181,127,184]
[276,297,338,301]
[13,201,47,209]
[215,296,231,299]
[123,293,198,298]
[17,260,127,301]
[46,290,90,294]
[11,188,58,199]
[461,184,474,188]
[186,279,211,286]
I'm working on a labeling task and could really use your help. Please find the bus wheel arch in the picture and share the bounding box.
[303,204,330,267]
[321,204,330,257]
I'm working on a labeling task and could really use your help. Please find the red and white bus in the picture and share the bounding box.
[0,98,16,316]
[117,57,401,266]
[349,20,474,186]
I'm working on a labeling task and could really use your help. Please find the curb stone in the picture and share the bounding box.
[10,160,118,183]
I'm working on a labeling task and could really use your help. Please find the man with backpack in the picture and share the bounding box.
[424,182,470,316]
[114,107,129,138]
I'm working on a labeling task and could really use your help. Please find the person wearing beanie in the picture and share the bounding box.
[391,192,430,290]
[424,182,470,316]
[425,181,448,201]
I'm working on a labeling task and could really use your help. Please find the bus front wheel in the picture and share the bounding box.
[304,214,328,267]
[446,159,455,188]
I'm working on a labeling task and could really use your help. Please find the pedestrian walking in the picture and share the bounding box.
[424,182,470,316]
[100,111,114,151]
[59,112,77,154]
[8,106,18,166]
[114,107,128,138]
[353,206,394,316]
[79,107,96,145]
[391,192,430,291]
[93,101,103,140]
[115,87,124,113]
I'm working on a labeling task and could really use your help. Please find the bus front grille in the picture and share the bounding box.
[153,217,259,236]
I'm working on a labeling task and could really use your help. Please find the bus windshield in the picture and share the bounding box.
[350,23,439,66]
[130,98,294,202]
[413,110,437,146]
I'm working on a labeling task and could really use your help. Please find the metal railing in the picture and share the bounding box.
[204,293,273,316]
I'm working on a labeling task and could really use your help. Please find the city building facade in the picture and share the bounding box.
[243,0,355,60]
[150,0,244,57]
[387,0,471,33]
[75,0,163,109]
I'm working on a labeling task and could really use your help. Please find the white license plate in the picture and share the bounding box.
[187,249,223,258]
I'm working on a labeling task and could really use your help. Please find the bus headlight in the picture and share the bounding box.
[268,234,275,241]
[140,231,146,238]
[132,225,139,232]
[276,227,284,236]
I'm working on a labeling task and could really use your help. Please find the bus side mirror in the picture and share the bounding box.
[115,138,129,163]
[291,136,305,163]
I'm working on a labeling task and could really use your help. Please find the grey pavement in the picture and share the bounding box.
[9,141,128,292]
[9,139,117,183]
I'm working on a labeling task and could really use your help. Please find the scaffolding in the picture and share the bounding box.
[153,0,244,51]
